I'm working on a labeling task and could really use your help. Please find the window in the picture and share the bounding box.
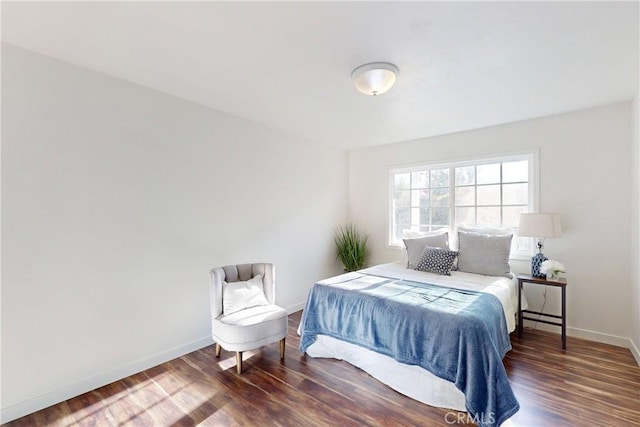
[389,153,537,258]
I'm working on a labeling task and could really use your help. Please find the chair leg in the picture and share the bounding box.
[236,351,243,374]
[215,343,221,357]
[280,337,286,360]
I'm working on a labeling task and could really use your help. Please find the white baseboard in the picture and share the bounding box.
[630,339,640,366]
[566,326,632,348]
[523,320,638,354]
[285,301,306,314]
[0,336,214,424]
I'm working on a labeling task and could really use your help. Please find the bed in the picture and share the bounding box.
[298,261,526,427]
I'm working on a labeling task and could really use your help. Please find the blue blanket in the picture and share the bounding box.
[299,274,519,427]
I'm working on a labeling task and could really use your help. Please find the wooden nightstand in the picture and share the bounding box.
[517,274,567,349]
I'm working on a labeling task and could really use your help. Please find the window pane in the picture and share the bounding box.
[394,173,410,191]
[411,171,429,189]
[419,208,430,224]
[455,186,475,206]
[411,208,430,226]
[477,185,500,205]
[395,224,410,241]
[394,190,410,207]
[430,169,450,188]
[477,163,500,184]
[406,225,435,234]
[411,208,420,225]
[456,207,475,225]
[477,207,500,225]
[514,235,533,253]
[455,166,475,185]
[503,206,526,227]
[411,189,429,207]
[431,207,450,225]
[431,188,450,206]
[503,160,528,183]
[395,208,410,224]
[503,183,528,205]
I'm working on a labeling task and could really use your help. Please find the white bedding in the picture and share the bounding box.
[303,262,526,413]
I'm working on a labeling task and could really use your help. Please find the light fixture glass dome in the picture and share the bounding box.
[351,62,399,96]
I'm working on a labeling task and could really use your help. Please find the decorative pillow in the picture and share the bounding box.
[415,247,459,276]
[222,274,270,315]
[403,232,449,269]
[457,231,513,277]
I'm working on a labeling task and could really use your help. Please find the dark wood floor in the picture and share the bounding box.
[5,311,640,426]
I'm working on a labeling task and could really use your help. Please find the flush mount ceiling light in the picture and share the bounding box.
[351,62,399,96]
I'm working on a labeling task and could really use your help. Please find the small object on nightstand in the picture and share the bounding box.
[540,259,566,281]
[518,213,563,277]
[530,243,548,278]
[517,273,567,350]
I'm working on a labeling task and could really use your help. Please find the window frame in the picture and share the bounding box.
[388,150,539,259]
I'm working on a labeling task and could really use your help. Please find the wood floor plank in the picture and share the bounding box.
[4,311,640,426]
[65,390,114,427]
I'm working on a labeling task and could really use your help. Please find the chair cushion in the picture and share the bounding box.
[222,274,270,315]
[213,305,288,348]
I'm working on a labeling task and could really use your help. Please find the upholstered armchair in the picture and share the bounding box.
[209,263,288,374]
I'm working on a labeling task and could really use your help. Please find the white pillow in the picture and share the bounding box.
[222,274,270,315]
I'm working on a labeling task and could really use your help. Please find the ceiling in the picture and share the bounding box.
[2,1,638,149]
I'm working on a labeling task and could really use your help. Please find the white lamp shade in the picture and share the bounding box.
[352,62,399,96]
[518,213,563,238]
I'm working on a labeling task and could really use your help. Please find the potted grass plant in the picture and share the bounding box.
[334,224,368,272]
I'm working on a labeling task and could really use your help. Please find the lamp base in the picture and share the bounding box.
[531,253,548,278]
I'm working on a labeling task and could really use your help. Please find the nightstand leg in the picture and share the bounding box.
[562,286,567,350]
[518,281,523,339]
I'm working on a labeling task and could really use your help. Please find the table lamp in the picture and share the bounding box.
[518,213,563,277]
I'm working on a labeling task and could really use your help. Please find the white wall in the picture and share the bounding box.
[1,44,348,421]
[631,95,640,364]
[349,102,634,348]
